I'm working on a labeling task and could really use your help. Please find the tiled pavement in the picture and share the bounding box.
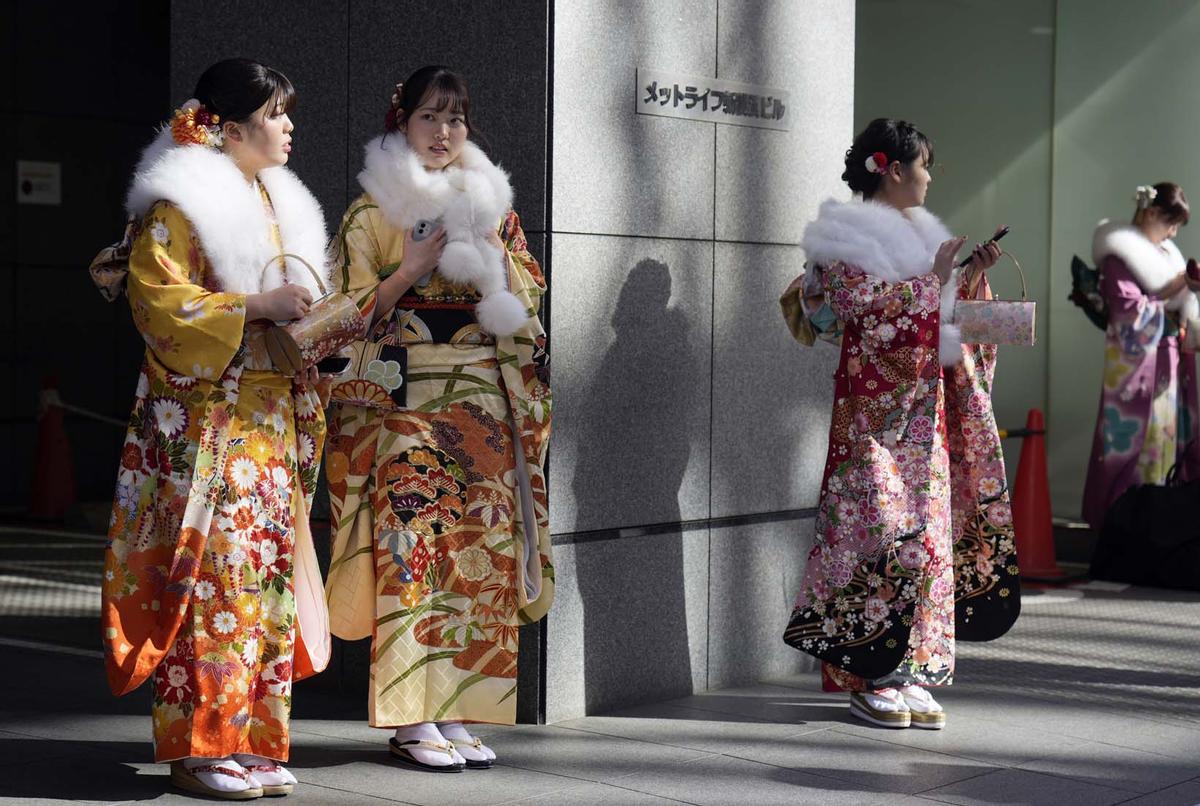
[2,527,1199,805]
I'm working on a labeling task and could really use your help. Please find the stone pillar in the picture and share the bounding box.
[545,0,854,721]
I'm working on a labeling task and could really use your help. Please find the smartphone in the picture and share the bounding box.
[316,355,351,376]
[413,219,440,241]
[958,225,1010,268]
[411,219,441,287]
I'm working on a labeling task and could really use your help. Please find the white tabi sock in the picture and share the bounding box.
[395,722,463,767]
[232,753,297,788]
[437,721,496,762]
[861,688,909,713]
[899,685,944,714]
[181,756,255,794]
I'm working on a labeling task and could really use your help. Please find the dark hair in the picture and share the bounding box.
[383,65,480,142]
[1138,181,1190,226]
[842,118,934,198]
[193,58,296,124]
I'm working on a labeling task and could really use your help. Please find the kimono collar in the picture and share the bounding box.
[800,197,953,283]
[1092,219,1184,295]
[356,134,528,337]
[125,128,330,298]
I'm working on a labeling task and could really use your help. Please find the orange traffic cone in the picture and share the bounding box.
[1010,408,1065,580]
[28,376,76,521]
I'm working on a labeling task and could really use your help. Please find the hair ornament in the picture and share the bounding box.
[169,98,223,148]
[385,83,406,131]
[865,151,890,175]
[1135,185,1158,210]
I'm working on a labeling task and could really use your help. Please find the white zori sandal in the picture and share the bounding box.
[849,688,911,729]
[233,753,298,796]
[898,685,946,729]
[170,757,264,800]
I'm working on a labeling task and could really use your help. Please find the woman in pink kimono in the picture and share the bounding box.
[1082,183,1200,529]
[783,119,1021,730]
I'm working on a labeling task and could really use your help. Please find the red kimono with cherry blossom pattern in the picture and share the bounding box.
[782,198,1020,689]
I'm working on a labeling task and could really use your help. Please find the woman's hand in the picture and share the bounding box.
[1185,258,1200,292]
[372,225,447,325]
[933,236,968,284]
[245,285,313,322]
[963,238,1003,272]
[395,226,447,283]
[295,365,320,386]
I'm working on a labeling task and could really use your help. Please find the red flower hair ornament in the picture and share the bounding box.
[865,151,890,175]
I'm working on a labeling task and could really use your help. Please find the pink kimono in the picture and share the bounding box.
[1082,222,1200,530]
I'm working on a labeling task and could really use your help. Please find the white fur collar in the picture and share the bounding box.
[801,198,953,283]
[126,128,329,297]
[1092,219,1184,294]
[803,197,962,365]
[357,135,528,336]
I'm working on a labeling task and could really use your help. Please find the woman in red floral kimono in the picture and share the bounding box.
[783,119,1021,729]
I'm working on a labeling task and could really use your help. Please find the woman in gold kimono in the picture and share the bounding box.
[324,65,554,771]
[97,59,332,799]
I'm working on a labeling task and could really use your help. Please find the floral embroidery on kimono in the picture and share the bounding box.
[99,131,331,762]
[324,135,552,728]
[1083,221,1200,528]
[782,198,1019,687]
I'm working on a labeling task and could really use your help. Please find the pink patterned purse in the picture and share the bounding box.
[953,252,1036,346]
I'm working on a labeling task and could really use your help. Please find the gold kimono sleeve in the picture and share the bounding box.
[332,196,389,321]
[126,201,246,377]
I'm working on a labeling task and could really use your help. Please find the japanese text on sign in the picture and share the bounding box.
[636,68,789,131]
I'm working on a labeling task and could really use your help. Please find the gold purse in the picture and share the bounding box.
[260,253,367,376]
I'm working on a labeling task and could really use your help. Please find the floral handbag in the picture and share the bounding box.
[953,252,1036,346]
[261,253,367,376]
[328,339,408,410]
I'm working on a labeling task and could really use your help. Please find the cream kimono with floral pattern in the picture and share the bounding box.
[325,136,553,728]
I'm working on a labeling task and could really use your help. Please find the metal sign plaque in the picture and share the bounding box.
[636,68,790,131]
[17,161,62,205]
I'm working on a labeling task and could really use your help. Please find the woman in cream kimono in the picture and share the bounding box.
[783,119,1020,731]
[1083,182,1200,528]
[324,66,553,771]
[96,59,331,799]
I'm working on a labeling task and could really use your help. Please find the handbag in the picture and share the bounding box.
[779,263,843,347]
[327,339,409,410]
[953,252,1036,346]
[261,253,367,376]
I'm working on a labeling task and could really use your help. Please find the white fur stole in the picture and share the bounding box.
[357,135,528,337]
[126,128,329,298]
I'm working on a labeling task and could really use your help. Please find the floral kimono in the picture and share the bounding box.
[324,135,553,728]
[1082,221,1200,528]
[782,198,1020,690]
[98,129,332,762]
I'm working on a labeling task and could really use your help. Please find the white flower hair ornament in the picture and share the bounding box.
[1135,185,1158,210]
[865,151,890,175]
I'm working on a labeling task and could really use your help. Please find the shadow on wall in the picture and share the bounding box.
[570,258,700,712]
